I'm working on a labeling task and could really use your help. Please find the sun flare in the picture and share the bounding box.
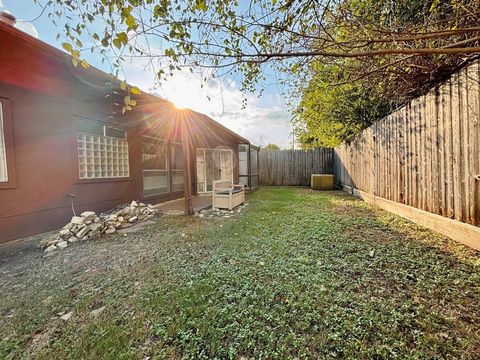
[164,76,202,110]
[170,96,190,110]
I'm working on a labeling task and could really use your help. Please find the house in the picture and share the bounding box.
[0,12,259,243]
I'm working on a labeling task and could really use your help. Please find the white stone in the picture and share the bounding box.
[67,236,78,243]
[105,227,116,235]
[81,211,96,218]
[90,223,102,232]
[62,222,74,230]
[46,239,60,247]
[76,225,90,238]
[130,200,138,207]
[44,245,57,252]
[70,216,86,225]
[60,311,73,321]
[59,229,71,237]
[128,216,138,223]
[56,240,68,249]
[90,306,106,317]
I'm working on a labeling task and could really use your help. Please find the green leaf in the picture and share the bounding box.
[117,32,128,45]
[62,42,72,52]
[130,86,141,95]
[113,38,122,49]
[125,15,136,29]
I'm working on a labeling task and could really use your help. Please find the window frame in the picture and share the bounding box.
[72,117,131,184]
[196,147,234,193]
[0,97,16,189]
[142,135,170,197]
[170,141,185,192]
[237,144,259,190]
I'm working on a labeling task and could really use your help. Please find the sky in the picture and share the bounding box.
[1,0,293,148]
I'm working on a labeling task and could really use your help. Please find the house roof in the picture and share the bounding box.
[0,20,250,145]
[188,110,250,144]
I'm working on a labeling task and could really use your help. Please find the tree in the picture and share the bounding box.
[40,0,480,97]
[290,0,480,148]
[39,0,480,143]
[292,60,394,147]
[264,143,280,150]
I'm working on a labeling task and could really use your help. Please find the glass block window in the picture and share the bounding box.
[77,122,129,180]
[0,103,7,182]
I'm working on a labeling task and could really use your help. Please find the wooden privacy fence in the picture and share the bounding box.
[259,148,333,186]
[334,60,480,227]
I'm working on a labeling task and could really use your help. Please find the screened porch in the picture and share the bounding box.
[238,144,259,190]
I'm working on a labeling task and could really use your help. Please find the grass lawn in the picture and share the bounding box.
[1,187,479,359]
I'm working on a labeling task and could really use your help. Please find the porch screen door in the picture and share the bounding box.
[218,149,233,181]
[196,149,233,193]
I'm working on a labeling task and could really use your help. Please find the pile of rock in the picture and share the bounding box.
[194,202,249,219]
[43,201,156,252]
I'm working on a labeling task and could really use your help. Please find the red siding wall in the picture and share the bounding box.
[0,82,167,242]
[0,81,242,243]
[0,23,244,243]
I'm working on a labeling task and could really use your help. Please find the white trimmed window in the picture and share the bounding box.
[77,121,129,179]
[0,102,7,182]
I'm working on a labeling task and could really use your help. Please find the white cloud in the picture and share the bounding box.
[122,61,292,148]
